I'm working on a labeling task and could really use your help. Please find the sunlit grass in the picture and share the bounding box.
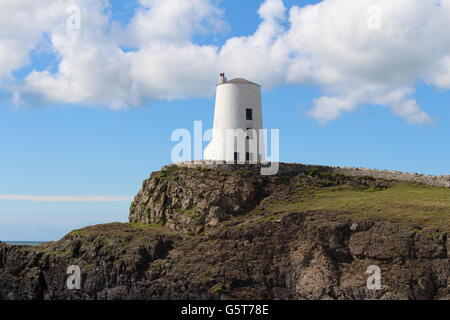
[268,183,450,231]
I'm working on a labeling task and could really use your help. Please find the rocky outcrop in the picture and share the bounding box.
[1,165,449,300]
[0,223,177,300]
[0,213,448,300]
[129,165,392,233]
[129,166,269,233]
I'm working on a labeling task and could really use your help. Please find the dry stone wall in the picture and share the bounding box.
[168,161,450,188]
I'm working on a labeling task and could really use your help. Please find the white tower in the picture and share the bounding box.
[204,73,265,163]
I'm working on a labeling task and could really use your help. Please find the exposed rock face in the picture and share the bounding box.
[1,165,449,300]
[0,224,176,300]
[129,165,392,233]
[129,166,269,233]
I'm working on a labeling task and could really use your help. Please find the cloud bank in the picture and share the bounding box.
[1,0,450,123]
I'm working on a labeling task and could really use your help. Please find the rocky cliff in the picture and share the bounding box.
[1,164,449,300]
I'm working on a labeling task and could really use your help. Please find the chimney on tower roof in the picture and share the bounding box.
[218,73,227,85]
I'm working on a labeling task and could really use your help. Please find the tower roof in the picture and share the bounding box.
[222,78,260,86]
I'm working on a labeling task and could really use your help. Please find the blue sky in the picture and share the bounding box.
[1,0,449,241]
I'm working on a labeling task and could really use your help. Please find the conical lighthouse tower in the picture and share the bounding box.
[204,73,265,163]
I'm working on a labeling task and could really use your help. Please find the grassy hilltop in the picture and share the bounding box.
[262,182,450,232]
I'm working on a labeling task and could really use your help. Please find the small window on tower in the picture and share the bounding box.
[246,108,253,120]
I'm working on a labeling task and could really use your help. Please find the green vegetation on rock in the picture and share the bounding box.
[266,183,450,231]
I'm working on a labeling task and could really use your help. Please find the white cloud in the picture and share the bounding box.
[21,0,226,107]
[0,194,132,202]
[281,0,448,124]
[218,0,289,88]
[0,0,67,80]
[121,0,226,46]
[2,0,450,124]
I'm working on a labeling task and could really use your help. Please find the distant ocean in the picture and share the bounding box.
[3,241,46,246]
